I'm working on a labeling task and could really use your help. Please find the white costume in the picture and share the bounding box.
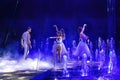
[74,38,91,60]
[21,31,31,59]
[52,37,67,55]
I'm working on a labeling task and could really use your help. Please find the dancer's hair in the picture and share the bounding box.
[60,28,65,40]
[27,27,31,30]
[78,26,82,33]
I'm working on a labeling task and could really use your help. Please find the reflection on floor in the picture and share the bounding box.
[31,65,120,80]
[0,70,45,80]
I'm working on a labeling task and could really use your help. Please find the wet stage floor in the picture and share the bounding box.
[0,63,120,80]
[0,56,120,80]
[31,66,120,80]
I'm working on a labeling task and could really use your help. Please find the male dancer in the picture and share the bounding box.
[21,27,32,59]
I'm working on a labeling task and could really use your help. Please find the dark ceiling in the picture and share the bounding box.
[0,0,109,19]
[0,0,120,49]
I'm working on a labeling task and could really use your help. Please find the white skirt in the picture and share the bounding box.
[52,41,67,54]
[73,41,91,57]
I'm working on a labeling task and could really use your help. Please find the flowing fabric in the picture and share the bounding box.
[73,40,91,58]
[52,41,67,55]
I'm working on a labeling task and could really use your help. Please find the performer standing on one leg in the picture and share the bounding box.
[21,27,32,60]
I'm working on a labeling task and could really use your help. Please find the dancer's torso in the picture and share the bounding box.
[80,33,87,43]
[22,31,30,44]
[56,36,62,44]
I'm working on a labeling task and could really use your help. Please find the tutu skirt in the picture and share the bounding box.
[52,41,67,55]
[73,41,91,58]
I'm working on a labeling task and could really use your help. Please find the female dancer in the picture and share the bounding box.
[74,24,92,61]
[51,25,67,62]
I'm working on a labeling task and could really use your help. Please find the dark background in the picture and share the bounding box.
[0,0,120,55]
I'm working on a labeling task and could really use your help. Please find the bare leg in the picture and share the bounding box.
[56,45,62,62]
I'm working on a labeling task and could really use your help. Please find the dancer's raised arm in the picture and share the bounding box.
[80,24,88,40]
[81,24,87,33]
[53,25,59,32]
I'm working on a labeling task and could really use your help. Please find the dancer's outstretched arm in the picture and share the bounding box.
[49,36,61,39]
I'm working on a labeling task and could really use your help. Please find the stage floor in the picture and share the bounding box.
[0,70,43,80]
[0,68,120,80]
[0,57,120,80]
[0,63,120,80]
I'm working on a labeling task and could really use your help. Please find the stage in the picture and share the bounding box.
[0,58,120,80]
[0,0,120,80]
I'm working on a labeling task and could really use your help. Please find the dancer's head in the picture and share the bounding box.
[57,31,62,36]
[27,27,32,33]
[72,40,76,46]
[60,28,64,33]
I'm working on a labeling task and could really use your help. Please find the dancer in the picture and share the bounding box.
[81,53,88,76]
[63,54,69,77]
[71,40,77,60]
[74,24,92,61]
[50,25,67,62]
[108,37,117,73]
[21,27,32,59]
[98,40,105,70]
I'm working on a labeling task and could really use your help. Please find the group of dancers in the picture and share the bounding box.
[50,24,91,63]
[20,24,117,76]
[20,24,91,61]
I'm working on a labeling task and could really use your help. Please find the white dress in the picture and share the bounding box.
[52,37,67,55]
[73,38,91,58]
